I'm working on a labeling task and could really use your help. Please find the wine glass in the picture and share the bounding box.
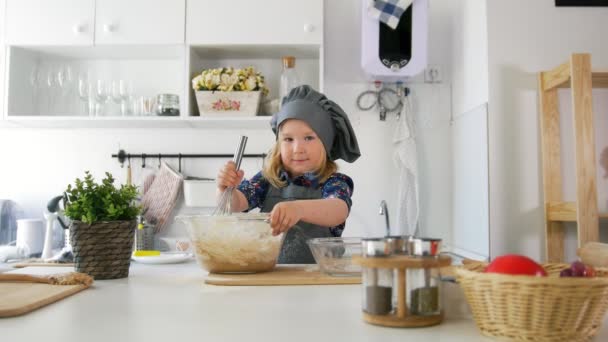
[29,65,42,113]
[94,80,109,116]
[56,65,74,113]
[45,65,57,114]
[111,80,132,116]
[78,74,94,117]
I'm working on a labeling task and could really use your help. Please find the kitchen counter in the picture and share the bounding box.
[1,261,607,342]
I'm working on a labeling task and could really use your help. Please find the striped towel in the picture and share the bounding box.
[142,162,183,233]
[368,0,413,30]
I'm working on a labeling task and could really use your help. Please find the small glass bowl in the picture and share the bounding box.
[307,237,363,277]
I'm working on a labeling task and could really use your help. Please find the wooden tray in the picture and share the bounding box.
[205,265,361,286]
[0,282,89,317]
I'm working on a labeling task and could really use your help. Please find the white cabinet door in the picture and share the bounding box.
[5,0,94,45]
[95,0,185,45]
[187,0,323,45]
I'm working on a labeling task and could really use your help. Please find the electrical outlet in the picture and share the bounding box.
[424,65,442,83]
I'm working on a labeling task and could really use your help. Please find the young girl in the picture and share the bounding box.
[216,85,360,264]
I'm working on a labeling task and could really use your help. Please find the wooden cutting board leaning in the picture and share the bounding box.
[205,265,362,286]
[0,272,92,318]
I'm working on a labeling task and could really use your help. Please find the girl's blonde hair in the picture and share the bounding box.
[262,140,338,188]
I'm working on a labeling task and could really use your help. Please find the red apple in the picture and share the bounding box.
[485,254,547,276]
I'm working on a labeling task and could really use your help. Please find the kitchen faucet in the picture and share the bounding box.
[379,200,390,236]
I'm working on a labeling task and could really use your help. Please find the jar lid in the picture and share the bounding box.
[282,56,296,68]
[361,238,392,257]
[385,235,412,255]
[410,237,442,257]
[157,94,179,103]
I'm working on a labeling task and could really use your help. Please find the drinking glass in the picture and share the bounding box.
[78,76,94,117]
[111,80,132,116]
[45,65,57,114]
[29,65,42,113]
[94,80,109,116]
[56,65,74,113]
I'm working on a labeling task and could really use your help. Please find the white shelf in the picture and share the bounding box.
[0,115,272,129]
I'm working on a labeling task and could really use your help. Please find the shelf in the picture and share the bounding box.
[0,115,272,129]
[9,45,186,60]
[189,44,321,59]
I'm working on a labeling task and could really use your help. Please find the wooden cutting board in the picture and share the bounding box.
[13,262,75,269]
[0,282,89,318]
[205,265,361,286]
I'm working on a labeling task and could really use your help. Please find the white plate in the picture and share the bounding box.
[131,252,193,264]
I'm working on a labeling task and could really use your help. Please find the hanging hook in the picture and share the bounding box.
[158,154,162,169]
[117,149,126,168]
[178,153,182,173]
[356,82,405,121]
[142,153,146,168]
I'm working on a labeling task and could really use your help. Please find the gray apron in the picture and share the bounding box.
[261,183,332,264]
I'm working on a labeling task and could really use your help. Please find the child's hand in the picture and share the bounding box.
[269,202,303,236]
[216,161,244,191]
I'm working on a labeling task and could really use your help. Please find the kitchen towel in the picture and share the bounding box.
[141,162,183,233]
[393,93,419,235]
[368,0,413,30]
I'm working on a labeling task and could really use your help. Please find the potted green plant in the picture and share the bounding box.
[191,66,269,117]
[63,171,140,280]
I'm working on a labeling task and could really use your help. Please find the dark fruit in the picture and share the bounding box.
[571,261,587,277]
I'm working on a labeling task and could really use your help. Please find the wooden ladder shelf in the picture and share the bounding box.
[538,53,608,262]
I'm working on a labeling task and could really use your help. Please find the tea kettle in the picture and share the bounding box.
[41,195,70,260]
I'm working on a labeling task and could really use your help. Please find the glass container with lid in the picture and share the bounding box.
[361,238,394,315]
[407,238,443,316]
[156,94,180,116]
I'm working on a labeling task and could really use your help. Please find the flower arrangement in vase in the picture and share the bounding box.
[192,66,269,116]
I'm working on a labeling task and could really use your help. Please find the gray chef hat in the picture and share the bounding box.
[270,85,361,163]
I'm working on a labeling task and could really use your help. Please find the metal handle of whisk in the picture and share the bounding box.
[233,135,248,170]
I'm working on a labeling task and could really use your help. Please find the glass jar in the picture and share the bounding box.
[407,238,443,316]
[279,56,300,108]
[155,94,180,116]
[361,238,394,315]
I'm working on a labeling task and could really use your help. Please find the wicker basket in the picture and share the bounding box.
[70,220,136,280]
[456,262,608,342]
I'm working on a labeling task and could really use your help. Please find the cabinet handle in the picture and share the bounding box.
[73,24,85,34]
[103,24,115,33]
[303,24,315,33]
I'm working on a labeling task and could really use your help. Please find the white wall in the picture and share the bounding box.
[450,0,488,117]
[486,0,608,260]
[0,1,457,247]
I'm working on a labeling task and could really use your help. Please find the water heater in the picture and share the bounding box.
[361,0,429,81]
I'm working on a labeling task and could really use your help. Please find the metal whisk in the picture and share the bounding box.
[213,135,248,216]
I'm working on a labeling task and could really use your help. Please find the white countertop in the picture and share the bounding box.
[1,261,607,342]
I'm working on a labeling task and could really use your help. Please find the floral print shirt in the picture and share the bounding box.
[237,170,354,237]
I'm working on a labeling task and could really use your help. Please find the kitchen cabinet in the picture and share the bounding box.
[186,0,323,45]
[1,0,323,128]
[95,0,185,45]
[5,0,95,46]
[5,0,185,46]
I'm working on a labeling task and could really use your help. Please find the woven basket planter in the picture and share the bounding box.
[70,220,136,280]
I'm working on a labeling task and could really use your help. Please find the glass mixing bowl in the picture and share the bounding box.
[176,213,283,273]
[307,237,362,277]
